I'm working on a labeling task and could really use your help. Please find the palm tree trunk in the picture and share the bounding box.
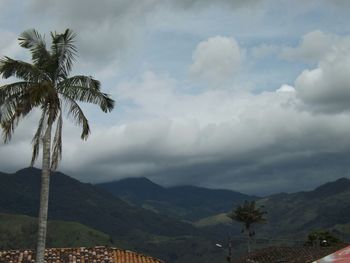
[246,229,251,254]
[35,123,52,263]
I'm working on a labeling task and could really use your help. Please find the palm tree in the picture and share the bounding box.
[227,200,267,253]
[0,29,114,263]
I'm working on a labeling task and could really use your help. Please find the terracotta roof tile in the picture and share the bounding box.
[0,246,164,263]
[233,245,348,263]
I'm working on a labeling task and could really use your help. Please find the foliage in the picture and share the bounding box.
[305,230,342,247]
[0,28,114,170]
[0,29,115,262]
[227,200,267,237]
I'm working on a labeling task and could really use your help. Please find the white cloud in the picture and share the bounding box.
[295,36,350,112]
[189,36,243,85]
[1,2,350,194]
[3,67,350,193]
[51,71,350,194]
[280,30,335,63]
[276,84,296,93]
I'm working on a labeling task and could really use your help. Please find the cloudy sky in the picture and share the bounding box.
[1,0,350,195]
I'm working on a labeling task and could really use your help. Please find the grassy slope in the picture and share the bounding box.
[0,213,112,250]
[193,178,350,245]
[0,213,227,263]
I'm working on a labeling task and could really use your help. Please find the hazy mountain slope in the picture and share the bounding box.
[258,177,350,240]
[195,177,350,243]
[0,168,195,238]
[98,177,256,221]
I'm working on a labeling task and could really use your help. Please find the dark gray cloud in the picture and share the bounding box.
[1,1,350,196]
[48,74,350,195]
[24,0,262,66]
[170,0,262,9]
[3,69,350,195]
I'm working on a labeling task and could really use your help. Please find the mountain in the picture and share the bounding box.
[0,168,194,238]
[2,167,349,262]
[194,177,350,243]
[98,177,256,221]
[304,177,350,199]
[0,213,112,249]
[258,177,350,240]
[0,168,219,262]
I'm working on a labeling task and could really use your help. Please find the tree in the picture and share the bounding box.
[227,200,267,253]
[0,29,114,263]
[305,230,342,247]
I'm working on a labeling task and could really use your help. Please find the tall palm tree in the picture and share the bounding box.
[227,200,267,253]
[0,29,114,263]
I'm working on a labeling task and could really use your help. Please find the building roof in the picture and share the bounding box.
[233,245,348,263]
[0,246,164,263]
[314,245,350,263]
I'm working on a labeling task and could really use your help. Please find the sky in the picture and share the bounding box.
[1,0,350,195]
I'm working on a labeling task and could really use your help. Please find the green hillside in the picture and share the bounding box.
[257,178,350,241]
[0,168,195,238]
[2,168,349,262]
[0,213,112,249]
[194,178,350,244]
[0,168,224,263]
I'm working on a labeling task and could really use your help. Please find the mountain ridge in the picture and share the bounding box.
[97,176,257,221]
[0,167,196,237]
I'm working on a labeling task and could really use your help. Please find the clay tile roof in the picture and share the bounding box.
[0,246,164,263]
[233,245,348,263]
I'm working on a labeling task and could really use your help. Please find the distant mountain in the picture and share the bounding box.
[194,177,350,243]
[259,177,350,240]
[98,177,256,221]
[0,168,216,262]
[0,168,195,238]
[3,168,349,262]
[304,177,350,199]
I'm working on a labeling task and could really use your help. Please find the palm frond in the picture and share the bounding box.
[61,94,90,140]
[0,57,48,81]
[31,108,47,166]
[0,28,114,173]
[0,94,35,142]
[0,101,20,142]
[51,29,77,79]
[0,83,52,142]
[18,29,51,69]
[51,111,62,170]
[0,82,31,103]
[60,75,101,90]
[58,76,114,112]
[44,86,61,125]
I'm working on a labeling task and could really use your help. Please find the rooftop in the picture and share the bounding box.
[0,246,164,263]
[233,245,349,263]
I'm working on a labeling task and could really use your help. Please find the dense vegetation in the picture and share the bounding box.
[0,167,349,262]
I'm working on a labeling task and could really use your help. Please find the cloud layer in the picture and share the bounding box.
[1,1,350,195]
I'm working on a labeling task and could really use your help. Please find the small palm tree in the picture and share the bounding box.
[227,200,267,253]
[0,29,114,263]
